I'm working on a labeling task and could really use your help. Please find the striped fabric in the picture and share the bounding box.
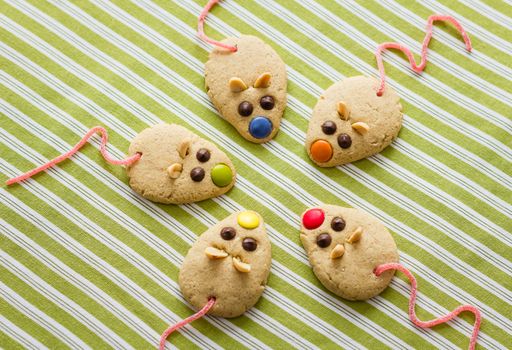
[1,0,510,348]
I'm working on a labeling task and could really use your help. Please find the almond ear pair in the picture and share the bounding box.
[337,101,369,134]
[167,139,191,179]
[229,72,271,92]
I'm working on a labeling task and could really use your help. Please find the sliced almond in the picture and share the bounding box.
[337,101,350,120]
[205,247,228,259]
[330,244,345,259]
[233,257,251,273]
[177,138,191,159]
[346,226,363,244]
[351,122,369,134]
[229,77,248,92]
[253,72,271,88]
[167,163,183,179]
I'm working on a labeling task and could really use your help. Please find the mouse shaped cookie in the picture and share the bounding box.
[205,35,287,143]
[179,211,271,317]
[126,123,236,204]
[306,76,402,167]
[300,205,398,300]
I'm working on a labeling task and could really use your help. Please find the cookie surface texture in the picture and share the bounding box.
[126,124,236,204]
[300,205,398,300]
[306,76,402,167]
[205,35,287,143]
[179,211,272,317]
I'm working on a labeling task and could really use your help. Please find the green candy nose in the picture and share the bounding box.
[211,163,233,187]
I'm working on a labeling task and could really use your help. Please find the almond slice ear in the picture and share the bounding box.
[233,257,251,273]
[167,163,183,179]
[254,72,271,88]
[351,122,369,134]
[177,138,191,159]
[229,77,248,92]
[346,226,363,243]
[337,101,350,120]
[330,244,345,259]
[205,247,228,259]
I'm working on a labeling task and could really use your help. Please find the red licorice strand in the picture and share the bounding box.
[198,0,237,52]
[5,126,141,186]
[375,15,472,96]
[375,263,481,350]
[159,298,216,350]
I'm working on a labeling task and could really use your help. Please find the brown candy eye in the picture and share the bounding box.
[321,121,337,135]
[316,233,332,248]
[238,101,253,117]
[337,133,352,149]
[331,217,346,231]
[221,227,236,240]
[196,148,210,162]
[260,96,275,110]
[190,167,205,182]
[242,238,257,251]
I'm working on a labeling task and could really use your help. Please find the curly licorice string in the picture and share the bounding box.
[375,263,482,350]
[5,126,141,186]
[375,15,472,96]
[198,0,237,52]
[159,298,216,350]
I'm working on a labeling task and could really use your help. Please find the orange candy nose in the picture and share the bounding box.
[310,140,333,163]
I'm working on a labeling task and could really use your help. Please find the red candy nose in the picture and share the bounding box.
[302,208,325,229]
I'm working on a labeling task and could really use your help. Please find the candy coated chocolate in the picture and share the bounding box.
[302,208,325,229]
[249,116,273,139]
[211,163,233,187]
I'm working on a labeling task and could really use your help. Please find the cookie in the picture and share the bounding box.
[126,124,236,204]
[300,205,398,300]
[205,35,287,143]
[306,76,403,167]
[179,211,271,317]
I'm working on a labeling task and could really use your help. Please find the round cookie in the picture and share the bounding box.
[300,205,398,300]
[126,124,236,204]
[179,211,271,317]
[205,35,287,143]
[306,76,403,167]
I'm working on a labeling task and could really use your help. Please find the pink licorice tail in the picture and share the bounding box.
[375,263,481,350]
[159,298,216,350]
[375,15,472,96]
[198,0,237,52]
[5,126,141,186]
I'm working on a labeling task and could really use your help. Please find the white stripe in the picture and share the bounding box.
[0,278,91,350]
[420,0,512,53]
[451,0,512,29]
[0,314,48,350]
[0,249,135,350]
[212,0,512,143]
[2,44,510,336]
[1,102,504,348]
[0,133,330,349]
[326,0,512,103]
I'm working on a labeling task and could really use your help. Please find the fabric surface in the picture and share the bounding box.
[1,0,511,349]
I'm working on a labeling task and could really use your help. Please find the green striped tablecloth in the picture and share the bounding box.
[1,0,511,349]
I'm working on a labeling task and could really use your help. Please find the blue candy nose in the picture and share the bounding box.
[249,116,273,139]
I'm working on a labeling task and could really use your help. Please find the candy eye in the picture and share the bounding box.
[221,227,236,240]
[190,167,205,182]
[242,238,257,251]
[337,134,352,149]
[316,233,332,248]
[321,121,337,135]
[260,96,275,110]
[331,217,346,231]
[238,101,253,117]
[196,148,211,162]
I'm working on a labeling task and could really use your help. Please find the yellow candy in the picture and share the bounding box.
[237,211,260,229]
